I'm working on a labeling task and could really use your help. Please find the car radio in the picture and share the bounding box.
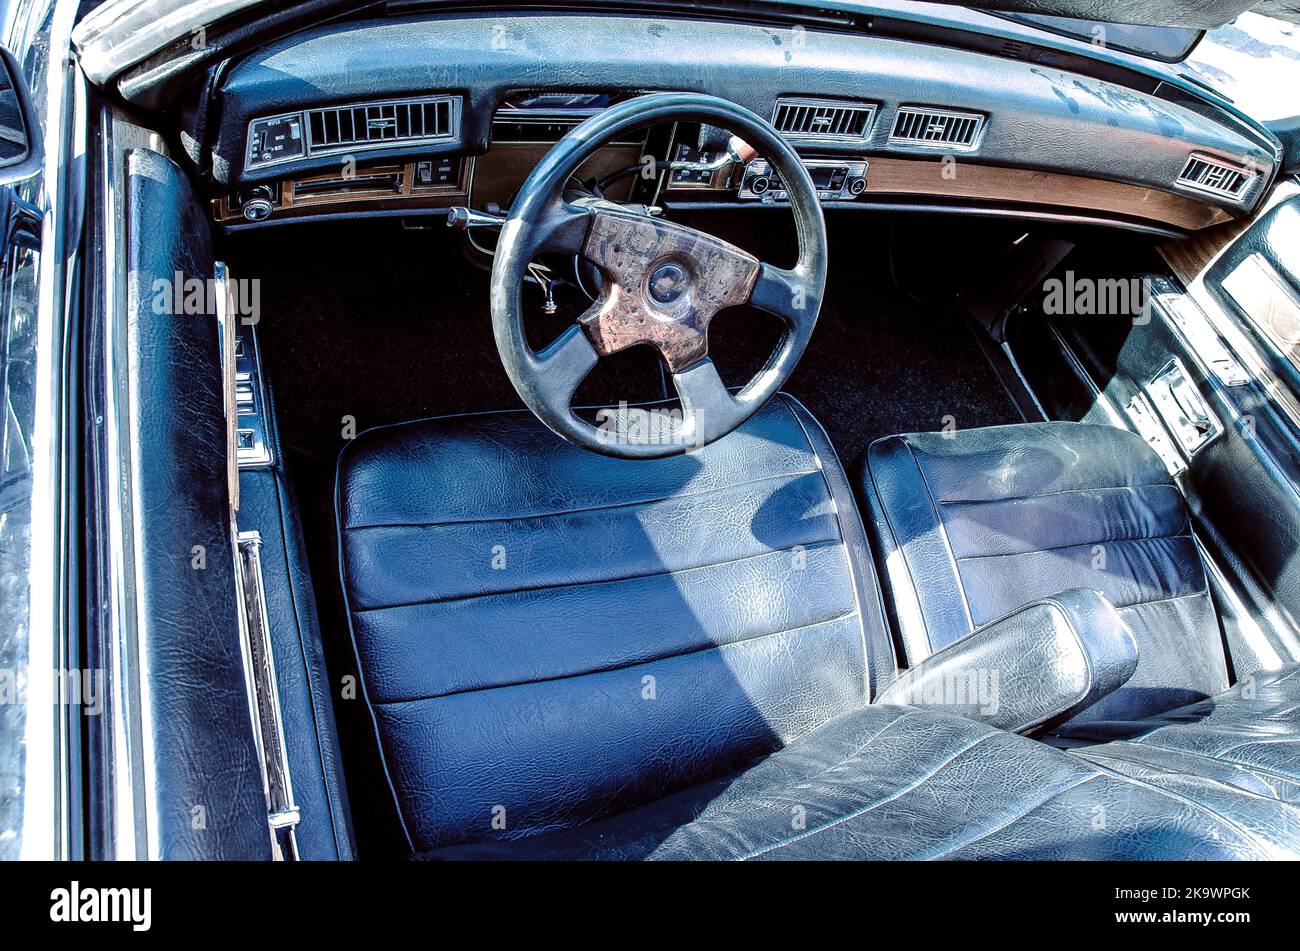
[738,159,868,202]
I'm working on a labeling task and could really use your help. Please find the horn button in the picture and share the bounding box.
[647,261,690,308]
[579,209,760,372]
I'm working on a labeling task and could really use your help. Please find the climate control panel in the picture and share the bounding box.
[738,159,868,202]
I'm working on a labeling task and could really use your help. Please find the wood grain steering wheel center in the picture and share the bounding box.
[578,209,760,372]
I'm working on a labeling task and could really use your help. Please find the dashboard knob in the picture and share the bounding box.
[242,199,273,222]
[847,177,867,196]
[749,175,770,195]
[241,186,275,222]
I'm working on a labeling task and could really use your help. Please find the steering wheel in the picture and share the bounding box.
[491,92,828,459]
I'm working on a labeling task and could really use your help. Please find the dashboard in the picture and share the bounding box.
[202,12,1282,236]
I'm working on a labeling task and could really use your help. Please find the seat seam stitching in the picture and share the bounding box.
[954,533,1195,561]
[350,538,846,613]
[1114,590,1211,609]
[779,393,877,700]
[370,609,860,704]
[345,467,824,530]
[1083,760,1286,853]
[865,442,936,662]
[334,441,416,853]
[1216,735,1300,757]
[1081,745,1300,796]
[937,481,1179,506]
[902,441,976,635]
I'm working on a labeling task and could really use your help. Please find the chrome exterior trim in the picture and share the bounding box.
[12,0,86,861]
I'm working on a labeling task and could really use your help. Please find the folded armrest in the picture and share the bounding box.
[874,588,1139,734]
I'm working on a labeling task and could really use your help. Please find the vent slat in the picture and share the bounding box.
[772,98,875,139]
[1177,154,1253,198]
[890,107,984,149]
[302,96,458,155]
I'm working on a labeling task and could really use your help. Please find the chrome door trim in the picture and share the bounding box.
[96,107,166,861]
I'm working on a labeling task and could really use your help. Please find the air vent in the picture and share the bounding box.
[305,96,458,155]
[292,171,404,200]
[490,110,644,146]
[1177,153,1253,199]
[246,96,461,169]
[889,107,984,149]
[772,98,876,140]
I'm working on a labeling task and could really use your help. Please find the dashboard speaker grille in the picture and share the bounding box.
[305,96,457,154]
[772,99,875,140]
[889,107,984,148]
[1177,154,1253,198]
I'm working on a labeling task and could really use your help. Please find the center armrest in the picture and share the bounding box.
[874,588,1139,734]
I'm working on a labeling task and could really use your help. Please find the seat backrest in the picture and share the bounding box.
[336,395,892,852]
[860,421,1229,725]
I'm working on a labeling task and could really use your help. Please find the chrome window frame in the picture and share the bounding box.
[1,0,85,861]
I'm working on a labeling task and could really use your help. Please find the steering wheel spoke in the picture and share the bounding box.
[533,199,594,256]
[749,262,818,329]
[671,358,745,449]
[576,209,759,372]
[531,324,599,414]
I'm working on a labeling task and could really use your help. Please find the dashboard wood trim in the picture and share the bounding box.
[1161,181,1299,286]
[215,151,1233,235]
[212,157,472,223]
[863,158,1232,231]
[660,156,1232,231]
[469,142,642,210]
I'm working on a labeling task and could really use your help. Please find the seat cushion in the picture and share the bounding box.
[859,421,1229,724]
[1066,662,1300,805]
[336,394,894,852]
[424,670,1300,860]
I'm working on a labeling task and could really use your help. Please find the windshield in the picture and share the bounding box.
[991,11,1204,60]
[1186,12,1300,122]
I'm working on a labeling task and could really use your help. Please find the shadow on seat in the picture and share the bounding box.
[334,394,891,854]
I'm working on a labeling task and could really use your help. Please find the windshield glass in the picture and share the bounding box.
[1185,12,1300,122]
[989,11,1202,60]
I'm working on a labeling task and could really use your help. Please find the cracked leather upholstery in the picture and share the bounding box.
[426,674,1300,860]
[1065,663,1300,805]
[874,588,1139,734]
[340,401,1300,859]
[336,394,893,852]
[860,421,1229,725]
[124,150,270,859]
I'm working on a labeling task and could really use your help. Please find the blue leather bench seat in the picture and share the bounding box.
[337,403,1300,859]
[426,667,1300,860]
[337,395,894,853]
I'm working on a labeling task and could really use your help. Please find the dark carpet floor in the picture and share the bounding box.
[224,214,1020,469]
